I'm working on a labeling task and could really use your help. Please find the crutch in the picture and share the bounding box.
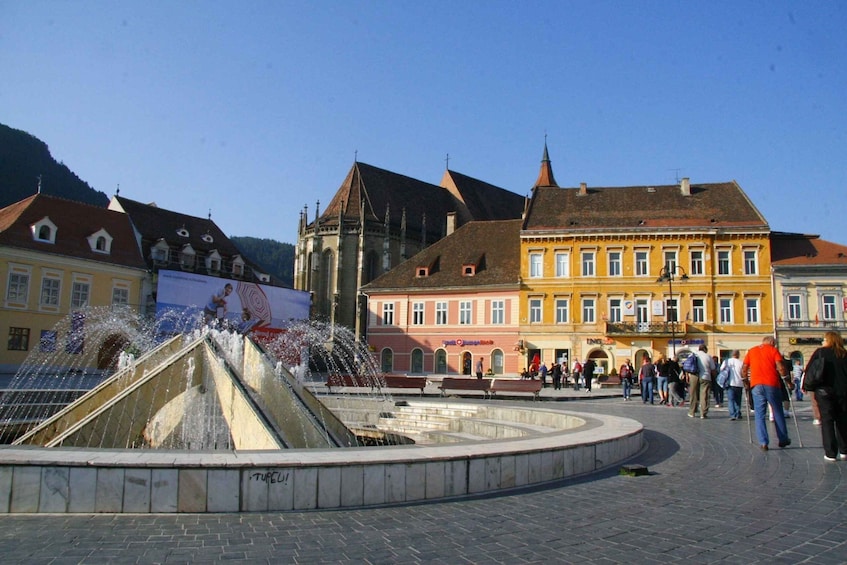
[744,384,753,444]
[783,377,804,448]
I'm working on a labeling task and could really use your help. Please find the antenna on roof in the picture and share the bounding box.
[354,149,358,163]
[116,183,120,196]
[208,208,212,220]
[669,168,682,183]
[445,153,450,170]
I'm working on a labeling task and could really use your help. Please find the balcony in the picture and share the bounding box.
[605,321,687,337]
[777,319,846,331]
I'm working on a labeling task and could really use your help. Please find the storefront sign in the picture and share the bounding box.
[442,339,495,347]
[789,337,823,345]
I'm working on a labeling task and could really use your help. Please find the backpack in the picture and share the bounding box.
[681,354,699,374]
[620,365,632,381]
[802,355,825,392]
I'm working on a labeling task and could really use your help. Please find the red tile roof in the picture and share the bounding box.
[771,232,847,266]
[362,219,522,292]
[0,194,146,269]
[523,181,769,232]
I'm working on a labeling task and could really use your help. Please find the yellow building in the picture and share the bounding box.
[519,146,773,374]
[0,194,148,379]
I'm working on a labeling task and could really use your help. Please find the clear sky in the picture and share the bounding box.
[2,2,845,245]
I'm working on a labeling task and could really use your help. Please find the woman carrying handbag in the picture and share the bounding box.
[804,331,847,462]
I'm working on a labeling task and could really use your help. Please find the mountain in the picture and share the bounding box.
[1,122,296,286]
[231,236,295,288]
[0,123,109,208]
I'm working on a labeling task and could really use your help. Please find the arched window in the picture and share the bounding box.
[491,349,504,375]
[380,348,394,373]
[38,225,51,240]
[411,348,424,374]
[96,236,107,251]
[435,349,447,374]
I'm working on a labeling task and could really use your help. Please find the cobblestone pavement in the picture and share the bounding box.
[0,396,844,564]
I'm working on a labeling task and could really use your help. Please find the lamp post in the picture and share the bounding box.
[656,265,688,357]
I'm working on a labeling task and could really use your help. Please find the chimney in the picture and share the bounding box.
[446,211,457,236]
[680,177,691,196]
[578,182,587,196]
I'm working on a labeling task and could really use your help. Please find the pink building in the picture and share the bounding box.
[362,219,522,376]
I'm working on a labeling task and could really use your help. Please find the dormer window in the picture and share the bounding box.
[86,228,113,254]
[201,233,214,243]
[179,244,195,270]
[176,226,189,238]
[206,250,222,274]
[232,255,245,278]
[151,239,170,265]
[31,216,57,244]
[416,256,439,278]
[462,254,483,277]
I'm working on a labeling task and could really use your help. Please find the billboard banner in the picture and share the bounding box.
[155,270,310,337]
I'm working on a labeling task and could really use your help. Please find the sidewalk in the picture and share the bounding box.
[0,396,841,564]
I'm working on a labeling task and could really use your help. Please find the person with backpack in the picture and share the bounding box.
[803,331,847,461]
[572,359,583,391]
[686,345,716,418]
[619,359,635,400]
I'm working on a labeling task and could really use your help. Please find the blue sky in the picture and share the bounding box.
[2,2,845,245]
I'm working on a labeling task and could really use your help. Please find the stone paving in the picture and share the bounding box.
[0,392,844,564]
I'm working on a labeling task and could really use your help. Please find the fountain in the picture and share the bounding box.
[0,307,644,513]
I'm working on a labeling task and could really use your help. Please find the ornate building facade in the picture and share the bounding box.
[519,148,775,372]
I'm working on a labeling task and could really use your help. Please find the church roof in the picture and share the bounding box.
[315,162,457,237]
[523,180,769,233]
[362,219,522,292]
[440,169,525,224]
[312,162,524,238]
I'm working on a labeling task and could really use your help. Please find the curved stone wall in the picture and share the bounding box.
[0,402,642,513]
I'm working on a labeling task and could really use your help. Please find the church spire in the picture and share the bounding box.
[533,138,559,188]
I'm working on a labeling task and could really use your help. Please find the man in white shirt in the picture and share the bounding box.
[688,344,717,419]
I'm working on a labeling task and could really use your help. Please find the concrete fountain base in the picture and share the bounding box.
[0,400,642,513]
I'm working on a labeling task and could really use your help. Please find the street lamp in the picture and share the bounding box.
[656,265,688,356]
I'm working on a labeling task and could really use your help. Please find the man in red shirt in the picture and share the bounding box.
[742,336,791,450]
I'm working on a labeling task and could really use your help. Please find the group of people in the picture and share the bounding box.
[620,333,847,462]
[519,357,597,392]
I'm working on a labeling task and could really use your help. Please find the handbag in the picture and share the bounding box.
[716,363,731,389]
[802,355,825,392]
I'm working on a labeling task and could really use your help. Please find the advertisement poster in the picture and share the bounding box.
[155,270,310,337]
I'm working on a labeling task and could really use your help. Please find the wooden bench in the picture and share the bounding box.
[381,375,428,395]
[439,377,492,398]
[325,374,372,392]
[489,379,543,400]
[597,374,623,388]
[325,374,428,395]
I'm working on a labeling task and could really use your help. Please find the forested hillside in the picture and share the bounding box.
[1,122,296,287]
[231,236,295,288]
[0,123,108,209]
